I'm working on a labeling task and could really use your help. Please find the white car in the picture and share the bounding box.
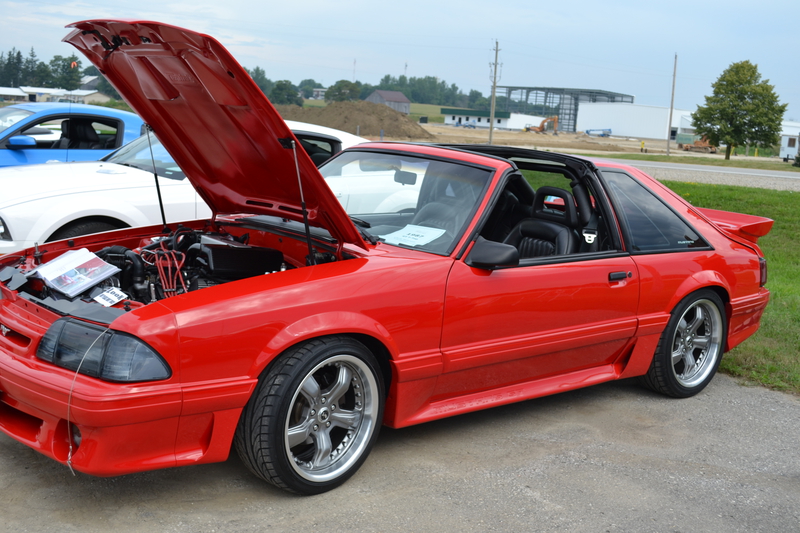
[0,121,366,256]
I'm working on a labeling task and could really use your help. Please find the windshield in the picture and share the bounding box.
[319,151,491,255]
[0,107,34,134]
[104,133,185,180]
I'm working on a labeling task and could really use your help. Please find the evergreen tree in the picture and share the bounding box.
[49,54,83,89]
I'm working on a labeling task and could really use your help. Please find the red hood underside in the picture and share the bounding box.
[63,19,366,250]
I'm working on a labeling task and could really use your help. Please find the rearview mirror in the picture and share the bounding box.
[394,170,417,186]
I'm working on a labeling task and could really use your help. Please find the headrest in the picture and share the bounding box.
[533,186,579,228]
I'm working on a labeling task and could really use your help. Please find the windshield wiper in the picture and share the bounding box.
[349,217,377,245]
[349,216,371,228]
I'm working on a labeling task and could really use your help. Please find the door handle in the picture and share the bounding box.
[608,271,631,281]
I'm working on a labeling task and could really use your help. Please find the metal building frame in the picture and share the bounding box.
[497,87,634,133]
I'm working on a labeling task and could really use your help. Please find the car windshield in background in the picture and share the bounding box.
[319,151,491,254]
[0,107,34,134]
[104,133,185,180]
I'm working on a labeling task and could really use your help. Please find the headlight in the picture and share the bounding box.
[37,318,171,382]
[0,216,11,240]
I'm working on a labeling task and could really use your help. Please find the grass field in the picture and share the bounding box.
[663,181,799,394]
[523,170,799,394]
[302,99,327,108]
[409,103,446,124]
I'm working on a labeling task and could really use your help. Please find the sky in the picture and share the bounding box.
[1,0,797,119]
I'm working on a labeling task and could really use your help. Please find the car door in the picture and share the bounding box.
[1,117,67,166]
[437,172,640,398]
[438,255,639,396]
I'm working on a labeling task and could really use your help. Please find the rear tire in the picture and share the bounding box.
[235,336,384,494]
[47,220,120,242]
[642,290,726,398]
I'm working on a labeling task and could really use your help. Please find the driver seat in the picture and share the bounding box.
[503,186,580,257]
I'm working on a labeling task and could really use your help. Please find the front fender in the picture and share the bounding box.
[20,196,148,243]
[250,311,400,377]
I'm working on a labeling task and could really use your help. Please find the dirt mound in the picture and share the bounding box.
[274,101,433,141]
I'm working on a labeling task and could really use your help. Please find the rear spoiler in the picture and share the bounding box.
[697,207,773,244]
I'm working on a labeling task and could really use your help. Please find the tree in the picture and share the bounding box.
[325,80,360,102]
[1,48,23,86]
[245,66,274,96]
[269,80,303,106]
[49,54,83,89]
[298,78,322,99]
[692,60,787,160]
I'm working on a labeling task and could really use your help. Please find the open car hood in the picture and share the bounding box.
[64,19,366,250]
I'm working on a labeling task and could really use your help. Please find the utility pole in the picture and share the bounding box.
[666,53,677,156]
[353,59,356,82]
[488,40,500,145]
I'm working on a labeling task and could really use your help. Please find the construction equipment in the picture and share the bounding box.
[676,134,717,153]
[524,116,558,134]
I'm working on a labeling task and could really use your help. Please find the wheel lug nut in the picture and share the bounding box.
[310,410,316,416]
[313,424,319,431]
[326,422,331,427]
[321,398,326,404]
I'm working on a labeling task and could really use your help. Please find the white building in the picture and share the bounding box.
[441,108,546,130]
[576,102,694,140]
[0,86,28,102]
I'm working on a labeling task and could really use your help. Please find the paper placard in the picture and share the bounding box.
[93,287,128,307]
[380,225,446,247]
[27,248,120,298]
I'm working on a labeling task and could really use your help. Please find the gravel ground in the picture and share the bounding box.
[2,375,798,533]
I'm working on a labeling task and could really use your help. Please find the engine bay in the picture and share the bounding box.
[0,223,339,324]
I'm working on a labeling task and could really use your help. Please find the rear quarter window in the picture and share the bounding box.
[602,170,708,252]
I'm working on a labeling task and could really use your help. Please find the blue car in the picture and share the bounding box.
[0,102,143,167]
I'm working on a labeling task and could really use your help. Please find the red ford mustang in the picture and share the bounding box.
[0,20,772,495]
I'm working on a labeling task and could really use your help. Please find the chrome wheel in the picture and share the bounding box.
[670,298,723,388]
[285,354,379,483]
[642,290,727,398]
[235,337,384,494]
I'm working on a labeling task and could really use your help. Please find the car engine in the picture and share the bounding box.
[92,227,285,304]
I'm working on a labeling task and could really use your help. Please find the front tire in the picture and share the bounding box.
[235,336,384,494]
[643,290,726,398]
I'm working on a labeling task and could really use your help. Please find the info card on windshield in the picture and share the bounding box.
[380,225,446,246]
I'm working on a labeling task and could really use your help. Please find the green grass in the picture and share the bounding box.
[585,153,800,173]
[302,99,327,108]
[409,103,445,124]
[663,181,800,394]
[522,169,800,394]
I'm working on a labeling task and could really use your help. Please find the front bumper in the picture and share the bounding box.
[0,288,253,476]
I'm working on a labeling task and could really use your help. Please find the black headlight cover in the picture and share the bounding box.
[37,318,171,382]
[0,216,11,240]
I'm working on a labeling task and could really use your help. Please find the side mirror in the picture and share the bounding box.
[8,135,36,149]
[394,170,417,186]
[466,237,519,269]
